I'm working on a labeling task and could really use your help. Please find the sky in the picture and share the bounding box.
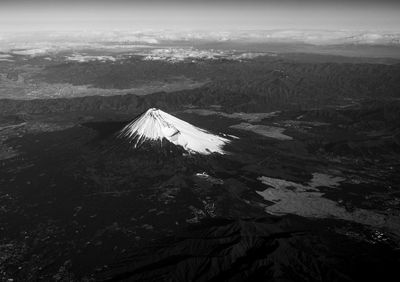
[0,0,399,32]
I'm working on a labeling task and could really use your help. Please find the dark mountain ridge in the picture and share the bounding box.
[100,217,400,282]
[1,59,400,116]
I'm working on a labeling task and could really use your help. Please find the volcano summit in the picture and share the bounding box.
[118,108,230,155]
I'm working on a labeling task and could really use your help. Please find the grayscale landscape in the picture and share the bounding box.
[1,0,400,281]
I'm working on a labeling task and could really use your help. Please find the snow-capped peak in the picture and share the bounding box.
[118,108,230,155]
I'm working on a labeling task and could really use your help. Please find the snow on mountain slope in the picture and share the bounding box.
[118,108,230,155]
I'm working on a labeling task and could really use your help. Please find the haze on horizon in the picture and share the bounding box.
[0,0,399,32]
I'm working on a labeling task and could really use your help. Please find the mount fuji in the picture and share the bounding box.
[118,108,230,155]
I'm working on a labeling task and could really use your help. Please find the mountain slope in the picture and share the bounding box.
[118,108,230,155]
[100,217,400,282]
